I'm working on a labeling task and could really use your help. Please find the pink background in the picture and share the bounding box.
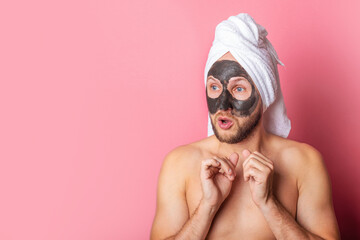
[1,0,360,239]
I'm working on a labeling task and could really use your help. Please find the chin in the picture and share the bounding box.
[213,125,246,144]
[210,111,261,144]
[217,133,249,144]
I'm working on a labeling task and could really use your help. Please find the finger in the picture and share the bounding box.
[243,154,273,170]
[229,152,239,167]
[212,156,236,179]
[244,166,267,182]
[202,158,221,170]
[242,158,272,183]
[242,149,251,158]
[201,159,221,179]
[253,151,273,165]
[217,154,237,169]
[243,157,271,176]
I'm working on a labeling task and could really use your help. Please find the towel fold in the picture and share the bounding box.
[205,13,291,138]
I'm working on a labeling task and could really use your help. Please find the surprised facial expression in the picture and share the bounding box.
[206,59,262,143]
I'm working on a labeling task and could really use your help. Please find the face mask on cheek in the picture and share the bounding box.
[206,60,260,117]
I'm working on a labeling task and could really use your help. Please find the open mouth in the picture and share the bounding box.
[217,116,234,130]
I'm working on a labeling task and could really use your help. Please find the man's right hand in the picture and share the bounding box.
[152,149,240,240]
[200,153,239,211]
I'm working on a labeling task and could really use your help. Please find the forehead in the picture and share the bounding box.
[217,51,237,61]
[207,60,247,80]
[207,52,251,81]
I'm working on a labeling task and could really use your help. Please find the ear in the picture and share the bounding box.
[229,152,239,167]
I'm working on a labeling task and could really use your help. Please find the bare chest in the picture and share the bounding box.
[185,166,298,239]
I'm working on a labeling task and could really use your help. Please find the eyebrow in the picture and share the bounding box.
[207,76,249,87]
[206,76,221,83]
[228,77,249,84]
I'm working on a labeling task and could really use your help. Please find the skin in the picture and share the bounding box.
[151,52,341,240]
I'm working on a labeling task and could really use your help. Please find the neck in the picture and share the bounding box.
[214,118,269,157]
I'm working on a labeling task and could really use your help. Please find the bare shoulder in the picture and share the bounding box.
[160,137,213,179]
[164,140,205,167]
[270,135,328,184]
[283,139,323,164]
[277,137,323,163]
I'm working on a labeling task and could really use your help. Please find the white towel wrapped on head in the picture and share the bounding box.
[205,13,291,138]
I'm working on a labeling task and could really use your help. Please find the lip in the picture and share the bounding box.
[217,116,234,130]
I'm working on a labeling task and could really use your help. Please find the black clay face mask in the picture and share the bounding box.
[206,60,260,117]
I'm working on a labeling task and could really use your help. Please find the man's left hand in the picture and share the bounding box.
[242,149,274,208]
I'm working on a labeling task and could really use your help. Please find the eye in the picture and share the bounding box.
[228,79,251,100]
[235,87,245,92]
[211,85,219,91]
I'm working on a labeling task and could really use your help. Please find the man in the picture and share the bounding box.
[151,13,340,240]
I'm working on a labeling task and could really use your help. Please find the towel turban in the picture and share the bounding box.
[204,13,291,138]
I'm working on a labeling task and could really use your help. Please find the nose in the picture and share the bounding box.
[219,104,232,112]
[218,92,233,112]
[218,109,232,116]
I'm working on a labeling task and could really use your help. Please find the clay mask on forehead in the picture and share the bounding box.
[206,60,260,117]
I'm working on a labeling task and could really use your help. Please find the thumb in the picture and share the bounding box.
[242,149,251,158]
[229,152,239,167]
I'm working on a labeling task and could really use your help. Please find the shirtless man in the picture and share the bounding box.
[151,14,340,240]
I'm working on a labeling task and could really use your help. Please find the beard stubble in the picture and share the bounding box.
[211,108,262,144]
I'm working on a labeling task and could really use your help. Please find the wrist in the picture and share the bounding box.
[199,198,220,217]
[258,195,277,213]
